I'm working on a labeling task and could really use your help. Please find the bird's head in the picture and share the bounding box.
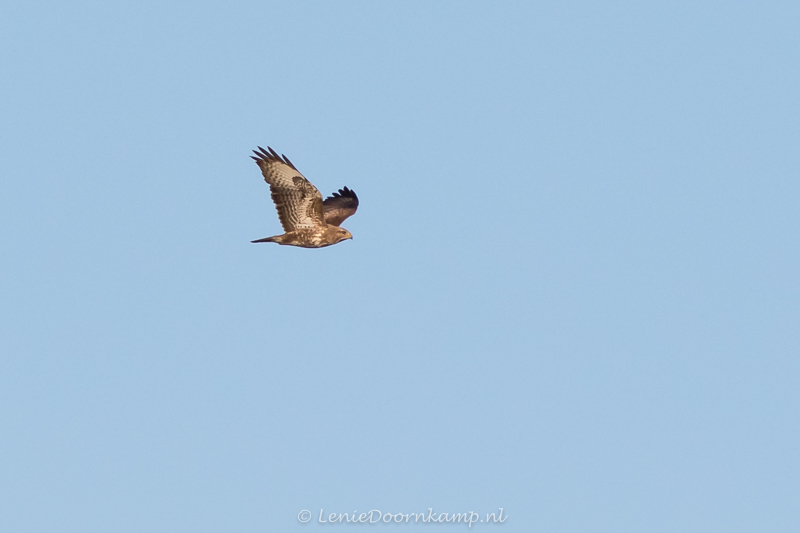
[336,228,353,243]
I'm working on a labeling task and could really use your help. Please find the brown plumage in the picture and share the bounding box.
[250,146,359,248]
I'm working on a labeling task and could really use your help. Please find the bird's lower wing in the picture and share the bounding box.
[323,186,359,226]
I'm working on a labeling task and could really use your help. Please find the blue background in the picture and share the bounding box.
[1,1,798,531]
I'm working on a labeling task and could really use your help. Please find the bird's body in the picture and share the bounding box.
[250,146,358,248]
[251,226,351,248]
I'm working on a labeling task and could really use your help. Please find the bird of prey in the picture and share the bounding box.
[250,146,359,248]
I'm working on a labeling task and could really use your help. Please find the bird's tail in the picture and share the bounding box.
[251,235,279,243]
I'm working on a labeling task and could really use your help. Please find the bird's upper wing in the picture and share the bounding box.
[323,186,359,227]
[251,146,325,232]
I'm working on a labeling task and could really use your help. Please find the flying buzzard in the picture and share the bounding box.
[250,146,359,248]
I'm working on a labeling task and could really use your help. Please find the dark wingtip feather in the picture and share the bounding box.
[333,187,358,200]
[253,145,300,170]
[282,155,297,170]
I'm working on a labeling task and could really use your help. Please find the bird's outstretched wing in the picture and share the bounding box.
[251,146,325,231]
[323,187,359,227]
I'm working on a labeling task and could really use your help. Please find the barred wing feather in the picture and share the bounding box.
[251,146,325,232]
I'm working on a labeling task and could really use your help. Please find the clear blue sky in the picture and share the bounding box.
[1,1,798,531]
